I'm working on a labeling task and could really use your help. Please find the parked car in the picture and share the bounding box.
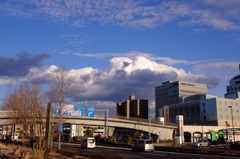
[132,139,154,152]
[192,140,210,148]
[230,141,240,150]
[81,137,96,148]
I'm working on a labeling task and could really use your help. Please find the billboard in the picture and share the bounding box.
[72,106,84,116]
[53,105,94,117]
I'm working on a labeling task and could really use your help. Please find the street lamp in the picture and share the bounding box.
[225,121,228,141]
[228,106,235,142]
[201,114,203,140]
[149,114,151,140]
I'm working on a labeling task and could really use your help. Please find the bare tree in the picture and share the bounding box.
[47,66,74,150]
[1,83,47,158]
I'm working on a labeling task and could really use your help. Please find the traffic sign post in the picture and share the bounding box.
[87,108,95,117]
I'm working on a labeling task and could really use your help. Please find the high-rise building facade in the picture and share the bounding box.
[155,81,207,118]
[225,64,240,99]
[117,95,148,119]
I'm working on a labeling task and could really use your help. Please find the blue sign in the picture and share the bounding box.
[53,108,60,116]
[87,108,95,117]
[65,112,72,116]
[73,106,84,116]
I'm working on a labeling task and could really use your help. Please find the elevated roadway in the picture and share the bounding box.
[0,111,177,140]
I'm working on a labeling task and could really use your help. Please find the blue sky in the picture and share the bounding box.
[0,0,240,116]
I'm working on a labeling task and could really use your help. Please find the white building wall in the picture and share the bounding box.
[199,97,240,127]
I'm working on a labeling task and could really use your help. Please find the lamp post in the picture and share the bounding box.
[201,114,203,140]
[228,106,235,142]
[149,114,151,140]
[225,121,228,141]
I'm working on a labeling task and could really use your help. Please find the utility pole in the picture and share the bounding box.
[225,121,228,141]
[104,109,108,141]
[228,106,235,142]
[201,114,203,140]
[45,102,52,159]
[149,114,151,140]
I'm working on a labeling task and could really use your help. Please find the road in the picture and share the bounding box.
[56,143,240,159]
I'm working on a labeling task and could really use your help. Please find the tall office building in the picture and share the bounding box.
[225,64,240,99]
[117,95,148,119]
[155,81,207,118]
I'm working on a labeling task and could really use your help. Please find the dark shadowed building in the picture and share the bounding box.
[117,95,148,119]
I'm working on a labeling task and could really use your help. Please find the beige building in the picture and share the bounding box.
[201,97,240,127]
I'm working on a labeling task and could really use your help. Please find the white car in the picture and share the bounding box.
[192,140,210,148]
[132,139,154,152]
[81,137,96,148]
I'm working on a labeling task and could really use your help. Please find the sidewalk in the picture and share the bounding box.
[0,142,75,159]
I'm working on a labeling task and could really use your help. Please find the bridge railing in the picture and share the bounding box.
[108,115,177,127]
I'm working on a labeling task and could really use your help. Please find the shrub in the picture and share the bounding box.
[72,136,81,142]
[95,134,102,143]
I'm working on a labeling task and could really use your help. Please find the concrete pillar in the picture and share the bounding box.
[176,115,184,145]
[191,132,194,143]
[108,127,115,137]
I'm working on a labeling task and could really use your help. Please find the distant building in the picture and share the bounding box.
[225,64,240,99]
[117,95,148,119]
[155,81,207,118]
[163,65,240,127]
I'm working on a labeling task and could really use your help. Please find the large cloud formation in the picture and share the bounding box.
[1,52,238,114]
[19,53,224,114]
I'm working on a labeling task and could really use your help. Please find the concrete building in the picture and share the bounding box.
[200,97,240,127]
[162,65,240,143]
[117,95,148,119]
[164,94,240,127]
[163,94,215,124]
[155,81,207,118]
